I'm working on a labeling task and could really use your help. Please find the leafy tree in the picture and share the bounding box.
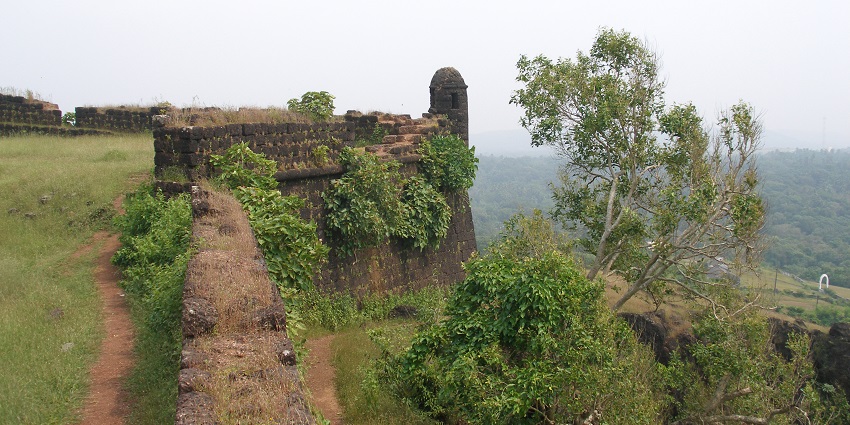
[487,208,570,260]
[511,28,765,311]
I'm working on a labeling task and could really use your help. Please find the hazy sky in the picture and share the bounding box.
[3,0,848,148]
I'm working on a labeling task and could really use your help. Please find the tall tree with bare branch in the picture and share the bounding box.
[511,28,766,312]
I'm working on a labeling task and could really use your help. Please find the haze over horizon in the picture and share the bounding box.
[3,1,848,150]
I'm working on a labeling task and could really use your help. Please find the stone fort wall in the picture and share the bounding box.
[155,67,476,295]
[0,94,62,126]
[75,106,164,132]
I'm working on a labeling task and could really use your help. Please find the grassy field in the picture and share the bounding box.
[0,133,152,423]
[740,267,850,328]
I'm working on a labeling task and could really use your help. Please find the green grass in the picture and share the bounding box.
[329,321,437,425]
[298,288,448,424]
[0,133,152,423]
[741,267,850,327]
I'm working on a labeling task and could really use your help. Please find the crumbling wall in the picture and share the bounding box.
[154,67,476,296]
[0,94,61,126]
[153,111,474,295]
[152,120,357,181]
[75,106,162,132]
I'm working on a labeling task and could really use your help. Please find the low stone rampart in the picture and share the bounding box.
[75,106,163,132]
[177,187,315,424]
[0,94,61,126]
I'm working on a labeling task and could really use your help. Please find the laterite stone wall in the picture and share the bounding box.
[0,94,61,126]
[154,67,477,295]
[75,106,162,132]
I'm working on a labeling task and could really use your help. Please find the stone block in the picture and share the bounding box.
[182,296,218,338]
[226,123,243,136]
[178,368,211,394]
[154,152,176,167]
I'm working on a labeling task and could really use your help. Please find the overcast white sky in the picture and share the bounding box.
[3,0,848,148]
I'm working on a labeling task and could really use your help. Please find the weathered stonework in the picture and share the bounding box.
[0,94,62,126]
[428,67,469,142]
[75,106,165,132]
[154,68,477,296]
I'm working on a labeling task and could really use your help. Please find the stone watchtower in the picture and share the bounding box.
[429,67,469,143]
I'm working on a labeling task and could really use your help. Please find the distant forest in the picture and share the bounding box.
[469,149,850,288]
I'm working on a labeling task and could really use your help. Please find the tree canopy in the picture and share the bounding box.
[510,28,766,312]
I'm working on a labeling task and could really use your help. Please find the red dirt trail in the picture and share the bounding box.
[76,231,134,425]
[77,193,135,424]
[305,334,344,424]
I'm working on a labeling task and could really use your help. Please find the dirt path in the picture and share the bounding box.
[77,193,135,425]
[305,334,344,424]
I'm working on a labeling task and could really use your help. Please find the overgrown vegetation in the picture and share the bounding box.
[287,91,336,122]
[371,210,845,423]
[376,212,662,424]
[659,300,850,424]
[112,184,193,424]
[211,143,328,292]
[419,133,478,192]
[355,123,389,147]
[323,147,406,255]
[0,133,151,423]
[233,186,328,291]
[324,135,476,255]
[210,142,279,190]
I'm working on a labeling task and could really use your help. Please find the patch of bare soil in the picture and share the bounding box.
[77,231,134,425]
[305,335,343,424]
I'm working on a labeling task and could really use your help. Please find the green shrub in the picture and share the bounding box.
[324,147,458,255]
[397,176,451,251]
[212,143,327,291]
[61,112,76,126]
[380,249,661,424]
[209,142,278,190]
[419,133,478,192]
[234,186,328,291]
[112,183,192,424]
[323,147,405,256]
[112,184,192,271]
[355,123,388,148]
[287,91,335,122]
[311,145,331,167]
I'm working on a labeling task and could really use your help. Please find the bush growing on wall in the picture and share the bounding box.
[323,147,406,256]
[212,144,328,291]
[209,142,278,190]
[234,186,328,291]
[287,91,335,122]
[396,176,451,251]
[419,133,478,192]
